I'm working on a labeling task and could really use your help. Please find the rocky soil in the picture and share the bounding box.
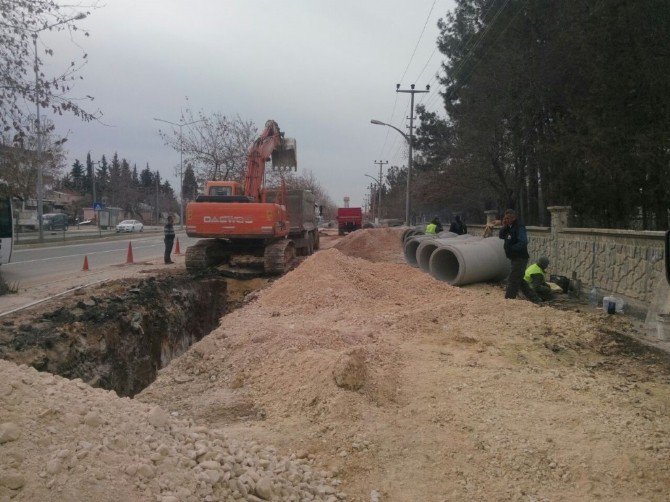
[1,228,669,501]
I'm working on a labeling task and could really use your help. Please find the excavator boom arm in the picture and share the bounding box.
[243,120,296,201]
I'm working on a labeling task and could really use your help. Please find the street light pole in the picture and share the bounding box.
[33,34,43,243]
[153,117,204,230]
[31,12,87,243]
[370,120,410,225]
[370,83,429,226]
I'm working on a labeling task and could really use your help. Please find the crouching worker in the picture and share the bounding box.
[425,217,442,234]
[524,256,553,301]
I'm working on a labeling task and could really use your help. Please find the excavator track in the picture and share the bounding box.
[264,239,296,275]
[184,239,231,272]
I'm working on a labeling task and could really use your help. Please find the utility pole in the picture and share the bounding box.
[396,84,430,225]
[153,117,204,229]
[91,158,102,237]
[373,160,388,221]
[156,170,160,225]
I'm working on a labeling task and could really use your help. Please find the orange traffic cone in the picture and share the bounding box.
[82,255,89,271]
[174,238,181,255]
[126,242,134,264]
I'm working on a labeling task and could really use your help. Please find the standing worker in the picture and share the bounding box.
[449,215,467,235]
[524,256,553,301]
[164,215,175,264]
[498,209,540,302]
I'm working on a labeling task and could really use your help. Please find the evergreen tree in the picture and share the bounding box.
[412,0,670,229]
[84,152,94,197]
[182,164,199,201]
[108,153,121,206]
[140,165,154,189]
[97,154,109,200]
[70,159,84,192]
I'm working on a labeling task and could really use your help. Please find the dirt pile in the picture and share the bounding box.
[0,359,345,501]
[139,235,670,501]
[333,227,404,263]
[2,227,669,501]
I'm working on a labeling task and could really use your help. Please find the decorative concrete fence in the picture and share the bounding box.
[468,207,666,311]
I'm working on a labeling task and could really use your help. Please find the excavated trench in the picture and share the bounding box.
[0,272,268,396]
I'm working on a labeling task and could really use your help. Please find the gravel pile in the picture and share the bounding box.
[0,359,345,501]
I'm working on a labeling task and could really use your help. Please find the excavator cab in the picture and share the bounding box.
[271,137,297,171]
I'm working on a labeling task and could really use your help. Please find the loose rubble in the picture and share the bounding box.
[0,360,345,501]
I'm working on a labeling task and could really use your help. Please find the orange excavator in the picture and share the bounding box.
[184,120,318,276]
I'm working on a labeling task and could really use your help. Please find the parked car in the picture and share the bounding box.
[43,213,69,231]
[116,220,144,233]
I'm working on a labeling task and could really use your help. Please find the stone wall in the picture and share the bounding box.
[469,207,666,311]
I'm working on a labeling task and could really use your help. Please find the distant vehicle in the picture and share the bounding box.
[336,207,362,235]
[116,220,144,233]
[42,213,69,231]
[0,196,13,265]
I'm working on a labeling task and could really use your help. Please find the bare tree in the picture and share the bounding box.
[0,117,66,199]
[279,169,337,217]
[0,0,100,140]
[158,101,258,185]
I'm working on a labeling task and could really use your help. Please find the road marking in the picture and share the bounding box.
[5,243,162,265]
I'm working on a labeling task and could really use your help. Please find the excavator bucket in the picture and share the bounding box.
[272,137,297,171]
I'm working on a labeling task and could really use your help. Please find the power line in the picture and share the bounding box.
[422,0,520,114]
[447,0,512,88]
[416,1,505,113]
[397,0,439,84]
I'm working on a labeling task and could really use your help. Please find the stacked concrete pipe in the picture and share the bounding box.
[403,232,458,267]
[415,234,477,272]
[401,226,425,244]
[428,237,510,286]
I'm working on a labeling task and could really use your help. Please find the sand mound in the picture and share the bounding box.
[333,227,404,263]
[139,244,670,501]
[0,359,345,501]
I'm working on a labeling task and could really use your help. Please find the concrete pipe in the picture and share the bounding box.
[428,237,510,286]
[401,227,425,244]
[415,234,477,272]
[403,232,459,267]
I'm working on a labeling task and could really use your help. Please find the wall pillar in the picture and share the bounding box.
[547,206,571,273]
[484,210,498,225]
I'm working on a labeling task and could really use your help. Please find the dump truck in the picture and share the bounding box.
[337,207,362,235]
[184,120,318,276]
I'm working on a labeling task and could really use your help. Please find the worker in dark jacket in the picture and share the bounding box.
[498,209,540,302]
[449,215,467,235]
[524,256,553,301]
[164,215,175,264]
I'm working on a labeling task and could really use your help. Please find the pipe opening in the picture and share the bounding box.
[403,240,421,266]
[430,248,460,283]
[417,244,439,272]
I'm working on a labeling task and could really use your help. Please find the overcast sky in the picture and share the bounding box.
[45,0,455,207]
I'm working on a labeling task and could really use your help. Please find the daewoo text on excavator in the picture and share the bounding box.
[184,120,318,276]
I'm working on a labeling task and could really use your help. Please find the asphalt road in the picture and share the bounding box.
[2,232,197,288]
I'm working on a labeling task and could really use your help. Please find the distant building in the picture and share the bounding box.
[49,189,84,206]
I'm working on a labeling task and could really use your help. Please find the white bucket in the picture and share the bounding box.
[657,314,670,341]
